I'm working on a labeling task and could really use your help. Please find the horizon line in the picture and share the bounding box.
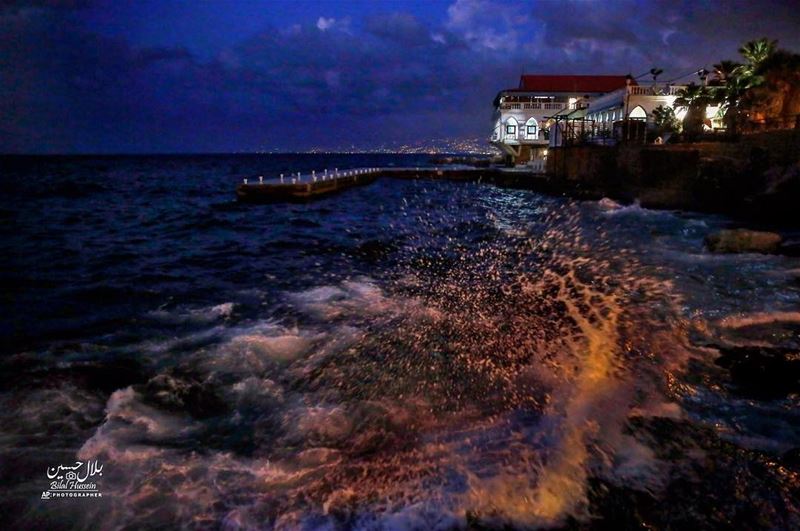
[0,150,497,157]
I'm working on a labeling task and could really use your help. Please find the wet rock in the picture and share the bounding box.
[714,346,800,399]
[705,229,783,254]
[621,416,800,531]
[141,370,229,418]
[782,447,800,469]
[778,239,800,257]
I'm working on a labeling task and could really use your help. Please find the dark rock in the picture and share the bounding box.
[141,370,229,419]
[778,239,800,257]
[714,346,800,399]
[782,447,800,469]
[705,229,783,254]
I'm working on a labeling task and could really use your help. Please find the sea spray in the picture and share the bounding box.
[48,180,796,530]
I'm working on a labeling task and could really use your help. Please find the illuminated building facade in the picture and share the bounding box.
[585,82,721,140]
[492,74,722,166]
[491,75,631,165]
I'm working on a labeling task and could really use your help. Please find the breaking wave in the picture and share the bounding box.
[73,206,696,530]
[5,160,799,530]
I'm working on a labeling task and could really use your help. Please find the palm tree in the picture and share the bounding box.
[738,38,777,74]
[712,66,759,134]
[674,83,713,139]
[708,39,776,132]
[712,60,741,83]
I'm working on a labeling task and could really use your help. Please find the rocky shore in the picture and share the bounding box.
[545,129,800,226]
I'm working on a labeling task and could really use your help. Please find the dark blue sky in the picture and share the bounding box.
[2,0,799,153]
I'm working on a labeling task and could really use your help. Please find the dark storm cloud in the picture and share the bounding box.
[1,0,799,153]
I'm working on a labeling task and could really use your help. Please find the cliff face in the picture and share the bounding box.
[546,130,800,224]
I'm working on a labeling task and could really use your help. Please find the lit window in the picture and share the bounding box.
[629,106,647,119]
[506,125,516,135]
[527,125,537,136]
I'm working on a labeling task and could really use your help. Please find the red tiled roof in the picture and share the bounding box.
[515,75,633,93]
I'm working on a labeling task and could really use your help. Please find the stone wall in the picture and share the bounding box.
[545,130,800,222]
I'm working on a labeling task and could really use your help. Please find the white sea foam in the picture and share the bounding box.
[597,197,622,210]
[289,278,393,320]
[148,302,235,323]
[205,321,323,375]
[282,404,354,446]
[718,311,800,329]
[600,199,650,216]
[77,261,695,528]
[79,387,198,462]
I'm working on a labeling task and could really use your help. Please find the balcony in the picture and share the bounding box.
[499,101,567,111]
[628,84,685,96]
[492,134,547,146]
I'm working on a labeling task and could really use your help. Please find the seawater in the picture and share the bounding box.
[1,154,799,529]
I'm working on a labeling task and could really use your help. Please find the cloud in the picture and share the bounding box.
[316,16,335,31]
[445,0,529,52]
[1,0,800,153]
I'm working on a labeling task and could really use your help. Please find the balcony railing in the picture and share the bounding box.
[628,85,685,96]
[500,102,567,111]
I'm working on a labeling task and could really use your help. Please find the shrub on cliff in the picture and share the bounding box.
[652,105,680,137]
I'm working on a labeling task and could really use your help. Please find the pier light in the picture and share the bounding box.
[243,178,248,184]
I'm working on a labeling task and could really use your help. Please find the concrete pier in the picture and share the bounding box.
[236,168,381,203]
[235,165,566,203]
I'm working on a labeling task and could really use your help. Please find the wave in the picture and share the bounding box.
[71,207,780,529]
[718,311,800,329]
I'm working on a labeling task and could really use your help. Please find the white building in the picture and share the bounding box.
[585,82,721,139]
[491,75,631,165]
[492,74,722,166]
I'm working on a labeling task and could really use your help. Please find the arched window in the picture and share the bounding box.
[525,117,538,140]
[505,117,518,139]
[629,105,647,120]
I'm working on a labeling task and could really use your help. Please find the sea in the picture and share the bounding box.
[1,153,799,530]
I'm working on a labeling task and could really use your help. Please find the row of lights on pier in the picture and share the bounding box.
[243,168,378,185]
